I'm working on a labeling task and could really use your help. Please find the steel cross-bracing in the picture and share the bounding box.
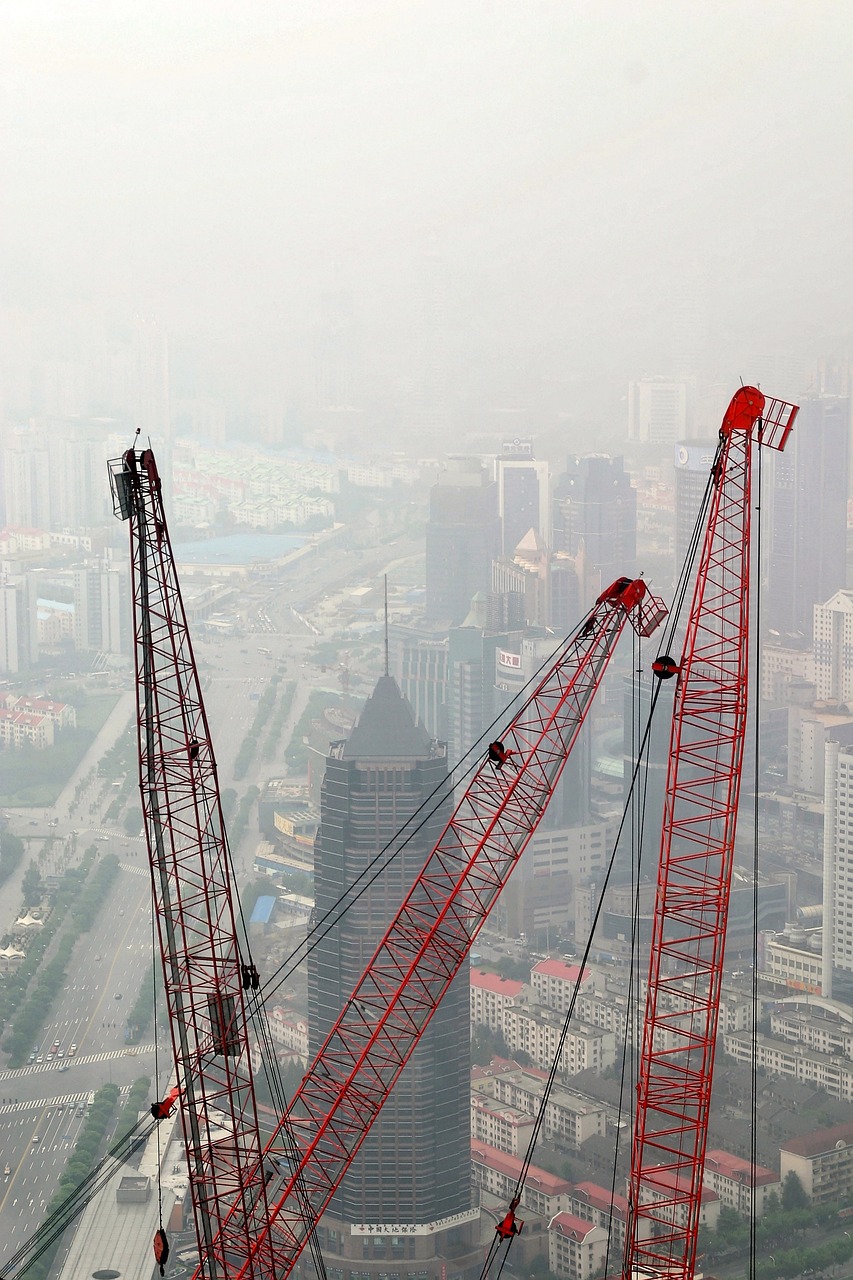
[623,388,799,1280]
[202,577,666,1280]
[110,448,283,1280]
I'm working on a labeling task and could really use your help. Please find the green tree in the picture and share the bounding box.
[782,1170,809,1211]
[22,859,42,904]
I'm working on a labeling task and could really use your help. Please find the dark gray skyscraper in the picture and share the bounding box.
[765,394,850,642]
[553,454,637,599]
[425,457,500,626]
[308,676,477,1278]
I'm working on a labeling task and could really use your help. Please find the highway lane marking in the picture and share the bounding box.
[0,1046,155,1083]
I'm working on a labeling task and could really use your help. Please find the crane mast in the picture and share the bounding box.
[206,576,666,1280]
[110,448,284,1279]
[623,388,798,1280]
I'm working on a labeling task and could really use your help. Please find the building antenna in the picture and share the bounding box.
[384,575,390,677]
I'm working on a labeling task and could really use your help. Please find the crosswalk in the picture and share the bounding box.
[0,1083,134,1116]
[0,1045,155,1085]
[119,860,147,878]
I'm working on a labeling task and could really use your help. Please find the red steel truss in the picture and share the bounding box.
[206,576,667,1280]
[110,448,283,1278]
[624,388,798,1280]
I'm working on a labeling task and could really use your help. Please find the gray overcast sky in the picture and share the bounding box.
[2,1,852,425]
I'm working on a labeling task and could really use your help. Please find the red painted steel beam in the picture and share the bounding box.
[624,389,798,1280]
[113,448,283,1279]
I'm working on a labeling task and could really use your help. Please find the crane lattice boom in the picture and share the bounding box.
[624,387,798,1280]
[210,576,666,1280]
[111,448,285,1279]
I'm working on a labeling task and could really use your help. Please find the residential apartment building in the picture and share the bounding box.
[470,970,528,1034]
[501,1005,615,1076]
[548,1212,609,1280]
[723,1030,853,1102]
[530,960,593,1013]
[780,1123,853,1204]
[702,1150,781,1217]
[470,1095,534,1156]
[488,1066,606,1150]
[471,1142,571,1221]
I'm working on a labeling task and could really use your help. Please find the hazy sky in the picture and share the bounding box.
[3,1,852,429]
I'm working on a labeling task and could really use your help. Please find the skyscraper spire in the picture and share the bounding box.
[384,574,389,677]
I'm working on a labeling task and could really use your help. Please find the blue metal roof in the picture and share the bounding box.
[250,895,276,925]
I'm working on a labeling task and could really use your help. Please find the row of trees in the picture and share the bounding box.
[4,852,120,1065]
[234,678,281,780]
[24,1082,122,1280]
[700,1175,853,1273]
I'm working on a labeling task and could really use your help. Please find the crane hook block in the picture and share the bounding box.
[153,1228,170,1275]
[652,655,680,681]
[495,1205,524,1241]
[151,1086,181,1120]
[241,962,260,990]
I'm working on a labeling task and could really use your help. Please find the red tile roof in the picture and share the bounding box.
[704,1149,779,1187]
[643,1167,719,1204]
[780,1121,853,1158]
[571,1181,629,1218]
[471,968,525,997]
[532,959,590,983]
[471,1141,570,1196]
[549,1211,600,1241]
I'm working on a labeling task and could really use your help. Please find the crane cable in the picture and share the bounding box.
[482,446,724,1280]
[477,672,671,1280]
[260,600,610,1002]
[1,1115,158,1279]
[748,441,765,1280]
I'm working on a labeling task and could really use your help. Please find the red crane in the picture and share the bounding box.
[206,575,666,1280]
[110,448,286,1277]
[623,387,799,1280]
[113,442,664,1279]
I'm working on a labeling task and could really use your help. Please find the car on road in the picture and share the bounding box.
[32,1135,40,1144]
[36,1055,43,1064]
[52,1039,60,1050]
[28,1052,36,1063]
[69,1043,77,1056]
[114,992,122,1000]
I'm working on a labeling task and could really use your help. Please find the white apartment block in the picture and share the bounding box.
[488,1067,606,1149]
[0,709,54,749]
[761,643,815,702]
[814,591,853,704]
[703,1149,781,1217]
[781,1122,853,1204]
[763,932,823,995]
[267,1007,309,1061]
[824,742,853,999]
[470,970,528,1033]
[568,1183,637,1253]
[471,1141,572,1220]
[530,959,593,1014]
[639,1168,721,1232]
[502,1005,615,1076]
[723,1030,853,1102]
[470,1094,535,1156]
[548,1212,609,1280]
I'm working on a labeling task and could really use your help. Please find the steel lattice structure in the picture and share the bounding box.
[111,448,282,1279]
[204,576,667,1280]
[623,387,798,1280]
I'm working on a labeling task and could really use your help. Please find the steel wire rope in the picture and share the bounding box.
[1,1115,158,1279]
[748,440,764,1280]
[259,603,606,1002]
[476,674,673,1280]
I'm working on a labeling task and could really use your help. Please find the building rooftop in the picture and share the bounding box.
[343,675,434,759]
[781,1121,853,1158]
[532,958,590,983]
[704,1149,779,1186]
[250,895,276,925]
[471,968,525,997]
[549,1211,601,1241]
[471,1140,570,1196]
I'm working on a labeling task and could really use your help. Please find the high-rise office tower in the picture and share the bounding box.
[628,378,689,444]
[822,741,853,1003]
[766,394,849,642]
[0,575,38,673]
[553,455,637,603]
[425,457,500,626]
[308,676,477,1278]
[494,439,551,556]
[673,441,716,577]
[73,554,131,659]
